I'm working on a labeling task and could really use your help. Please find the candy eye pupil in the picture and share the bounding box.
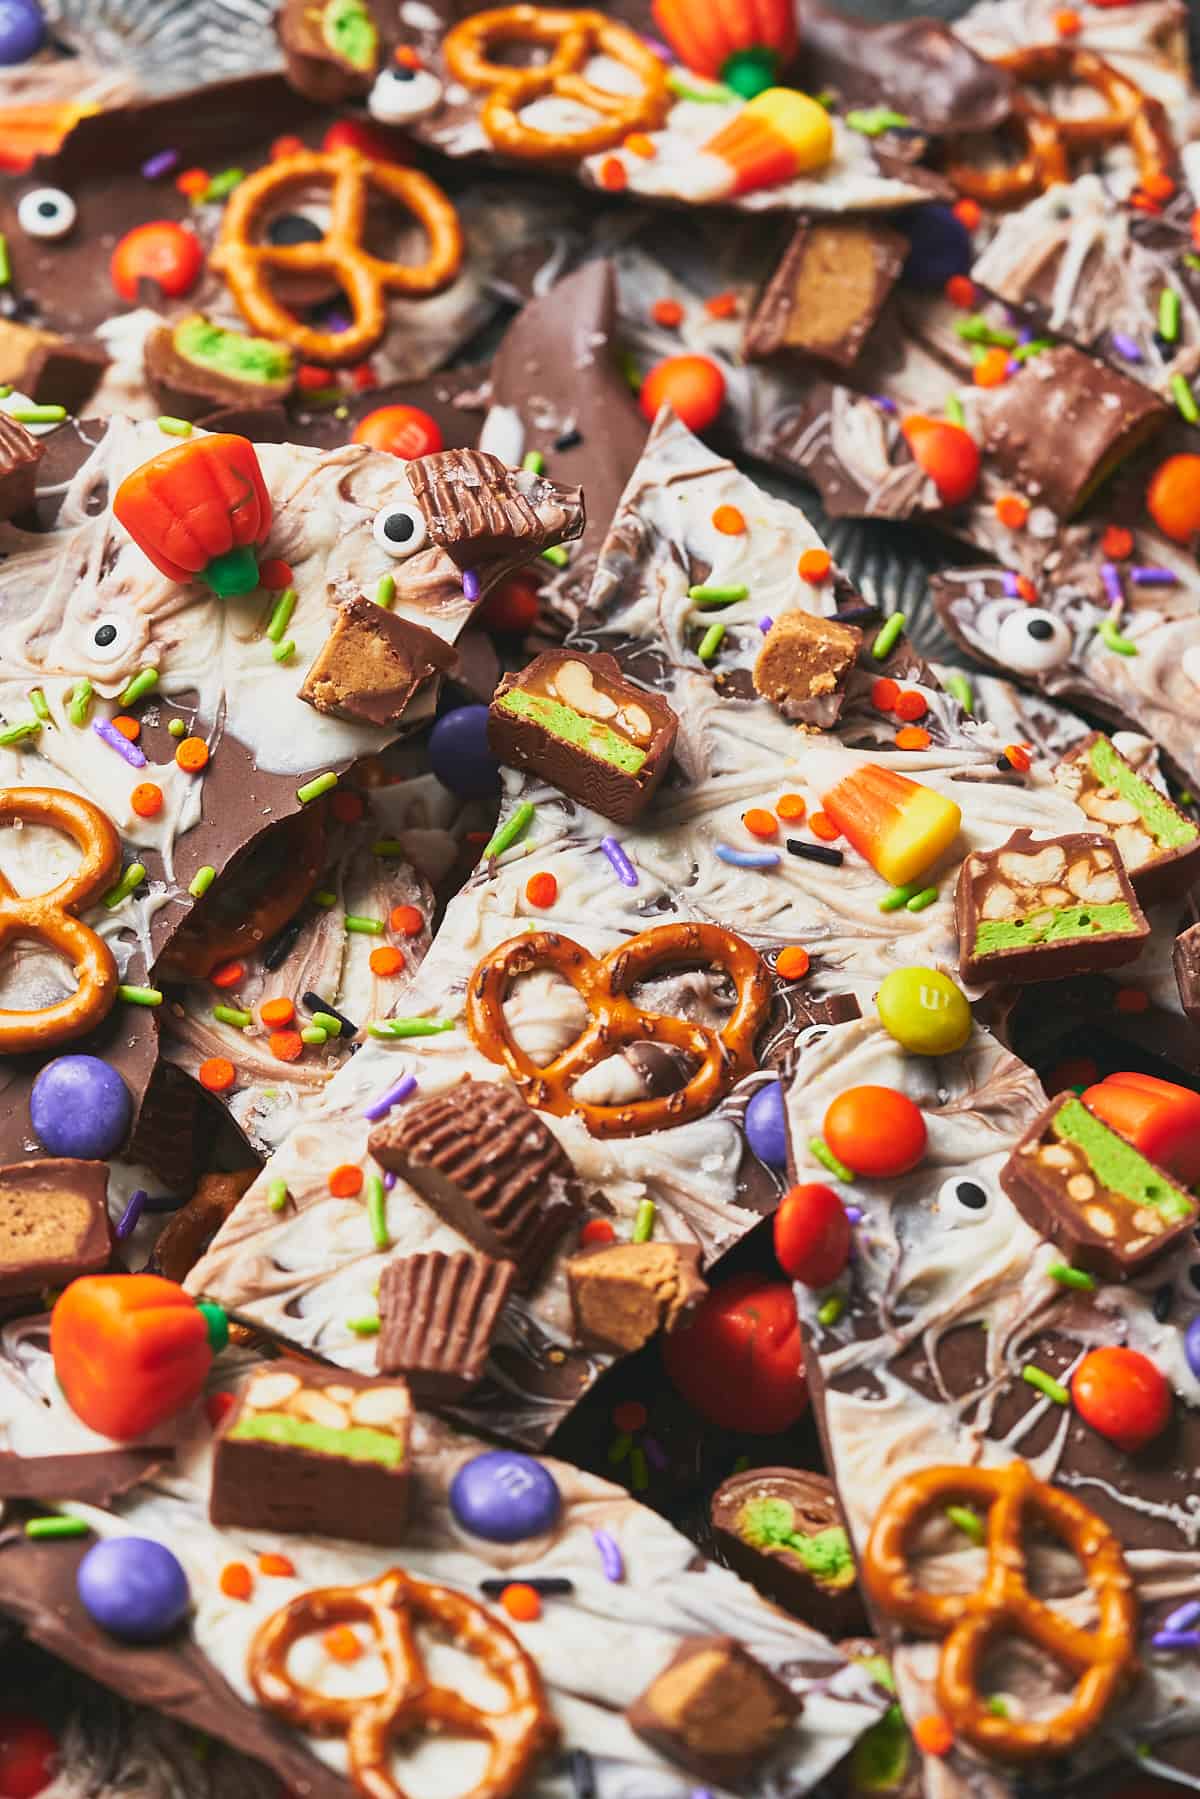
[1027,619,1054,640]
[955,1181,987,1210]
[384,513,416,543]
[37,201,58,218]
[94,624,117,647]
[393,66,415,82]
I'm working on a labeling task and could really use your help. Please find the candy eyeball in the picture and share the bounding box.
[372,501,428,559]
[938,1174,993,1224]
[89,615,134,666]
[995,607,1072,674]
[368,63,444,124]
[17,187,76,241]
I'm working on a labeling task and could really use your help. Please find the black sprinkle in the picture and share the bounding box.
[1189,1264,1200,1295]
[1153,1283,1174,1323]
[786,838,845,868]
[554,428,583,451]
[567,1748,597,1799]
[996,756,1014,772]
[833,601,881,624]
[302,991,358,1037]
[480,1576,574,1598]
[262,920,303,971]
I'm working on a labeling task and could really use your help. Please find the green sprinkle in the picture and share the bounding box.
[24,1515,90,1540]
[168,716,187,739]
[310,1011,342,1037]
[955,315,1016,348]
[618,349,642,393]
[0,719,40,746]
[372,838,404,856]
[1022,1363,1069,1406]
[103,862,146,909]
[1159,288,1181,344]
[906,886,938,913]
[817,1292,844,1327]
[267,1178,289,1213]
[68,680,93,726]
[212,1005,252,1029]
[28,688,49,722]
[271,638,295,664]
[266,587,296,642]
[541,545,569,568]
[375,573,395,609]
[522,449,545,474]
[345,914,384,935]
[697,622,726,663]
[872,612,905,660]
[666,68,732,102]
[0,236,9,287]
[367,1174,389,1250]
[946,1505,985,1544]
[845,106,910,135]
[301,1026,328,1046]
[608,1432,632,1464]
[1048,1262,1096,1292]
[809,1135,854,1182]
[156,415,193,437]
[987,1696,1009,1718]
[1012,337,1053,362]
[483,800,535,860]
[944,394,965,426]
[8,404,66,425]
[297,772,337,804]
[879,881,920,912]
[118,985,163,1007]
[689,582,749,606]
[943,671,974,714]
[1186,254,1200,272]
[1172,373,1199,424]
[311,888,338,909]
[346,1315,381,1336]
[203,167,244,202]
[0,385,11,398]
[188,865,216,899]
[117,667,159,708]
[632,1199,656,1243]
[629,1447,649,1491]
[1099,619,1138,656]
[367,1017,455,1039]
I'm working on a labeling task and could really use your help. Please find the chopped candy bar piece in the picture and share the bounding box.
[753,610,862,725]
[744,219,906,371]
[1054,733,1200,905]
[565,1240,706,1353]
[0,1159,111,1300]
[299,594,458,728]
[377,1249,516,1400]
[710,1467,864,1639]
[627,1634,800,1782]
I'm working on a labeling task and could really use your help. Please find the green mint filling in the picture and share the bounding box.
[738,1496,855,1587]
[499,688,647,775]
[1088,736,1197,851]
[974,902,1136,955]
[175,317,293,386]
[1055,1096,1194,1224]
[229,1409,405,1468]
[322,0,377,69]
[849,1705,910,1793]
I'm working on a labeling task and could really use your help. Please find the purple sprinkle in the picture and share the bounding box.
[690,1789,716,1798]
[1017,325,1034,345]
[593,1528,624,1582]
[1001,570,1021,597]
[462,568,481,603]
[844,1204,864,1224]
[1152,1629,1200,1651]
[641,32,672,58]
[1100,561,1123,603]
[115,1189,146,1241]
[642,1434,667,1471]
[1110,330,1143,363]
[601,835,638,887]
[141,148,180,179]
[93,718,146,768]
[872,394,897,414]
[383,1170,397,1191]
[325,310,352,335]
[363,1072,417,1122]
[1005,358,1020,376]
[758,614,774,633]
[1164,1600,1200,1632]
[1131,566,1179,587]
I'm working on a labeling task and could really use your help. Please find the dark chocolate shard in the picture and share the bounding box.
[744,220,906,372]
[1174,922,1200,1028]
[710,1468,866,1640]
[566,1240,706,1355]
[0,411,41,521]
[405,447,585,566]
[144,314,295,422]
[795,1,1015,134]
[0,1159,111,1299]
[999,1091,1200,1279]
[1053,732,1200,906]
[277,0,380,104]
[753,611,862,726]
[626,1634,801,1784]
[377,1249,516,1400]
[298,594,459,728]
[368,1078,582,1288]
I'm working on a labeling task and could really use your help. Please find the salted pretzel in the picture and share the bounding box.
[209,146,464,366]
[947,44,1175,208]
[442,6,670,162]
[160,806,328,980]
[249,1568,558,1799]
[0,787,121,1055]
[466,922,770,1138]
[863,1461,1137,1762]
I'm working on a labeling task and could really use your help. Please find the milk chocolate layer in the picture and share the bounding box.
[710,1467,865,1640]
[744,221,906,372]
[0,1158,111,1299]
[377,1249,515,1400]
[796,1,1014,133]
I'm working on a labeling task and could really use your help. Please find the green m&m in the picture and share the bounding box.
[877,966,972,1056]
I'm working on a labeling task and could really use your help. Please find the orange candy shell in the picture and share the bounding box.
[352,404,443,461]
[1081,1071,1200,1185]
[900,415,981,507]
[824,1085,927,1177]
[51,1274,212,1441]
[1146,454,1200,545]
[111,221,204,304]
[639,356,726,433]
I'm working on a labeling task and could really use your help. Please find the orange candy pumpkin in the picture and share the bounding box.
[51,1274,228,1441]
[113,433,273,596]
[653,0,797,95]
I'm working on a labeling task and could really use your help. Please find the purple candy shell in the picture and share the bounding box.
[0,0,45,66]
[745,1080,788,1169]
[428,704,499,798]
[77,1537,190,1642]
[30,1055,132,1159]
[449,1450,561,1543]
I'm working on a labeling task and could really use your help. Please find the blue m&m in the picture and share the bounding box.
[76,1537,189,1642]
[745,1080,788,1168]
[449,1451,561,1542]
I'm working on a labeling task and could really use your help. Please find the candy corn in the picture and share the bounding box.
[703,88,832,196]
[1081,1071,1200,1185]
[821,764,961,887]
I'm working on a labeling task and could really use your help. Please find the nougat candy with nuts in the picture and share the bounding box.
[1054,732,1200,905]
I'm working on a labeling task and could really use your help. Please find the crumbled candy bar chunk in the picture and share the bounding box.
[626,1634,800,1782]
[744,220,906,371]
[753,610,862,724]
[299,593,458,728]
[1054,733,1200,905]
[0,1159,110,1299]
[565,1240,706,1353]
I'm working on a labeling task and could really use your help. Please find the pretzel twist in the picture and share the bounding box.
[863,1461,1138,1762]
[161,807,328,980]
[0,787,121,1055]
[249,1569,558,1799]
[947,44,1175,207]
[443,6,670,162]
[209,147,464,366]
[466,922,770,1137]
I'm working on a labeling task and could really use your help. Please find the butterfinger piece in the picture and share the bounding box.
[627,1634,800,1782]
[0,1159,111,1299]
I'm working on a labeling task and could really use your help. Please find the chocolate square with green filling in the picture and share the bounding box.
[1000,1092,1200,1279]
[1055,733,1200,905]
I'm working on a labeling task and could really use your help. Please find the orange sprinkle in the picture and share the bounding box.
[1015,575,1037,603]
[712,504,746,536]
[175,167,209,198]
[131,782,163,819]
[652,298,684,328]
[914,1715,954,1758]
[895,726,932,750]
[952,198,981,231]
[270,135,305,160]
[258,559,293,591]
[945,274,976,310]
[776,793,806,822]
[525,871,558,909]
[1004,744,1032,773]
[329,1163,363,1198]
[331,790,365,824]
[776,945,810,980]
[111,715,141,741]
[1101,525,1134,560]
[219,1562,253,1601]
[260,996,295,1028]
[1129,191,1162,215]
[210,960,246,990]
[1192,208,1200,252]
[198,1057,236,1094]
[809,812,840,842]
[994,493,1029,530]
[369,945,405,977]
[258,1552,295,1577]
[598,156,627,192]
[742,808,778,840]
[581,1218,617,1245]
[613,1400,647,1432]
[1053,7,1081,33]
[705,291,738,320]
[973,346,1011,388]
[500,1583,542,1623]
[269,1029,304,1063]
[871,677,900,712]
[894,689,928,722]
[390,904,424,937]
[395,43,422,68]
[624,132,656,159]
[1115,987,1150,1014]
[323,1625,364,1663]
[1143,171,1175,201]
[175,736,209,773]
[798,547,832,584]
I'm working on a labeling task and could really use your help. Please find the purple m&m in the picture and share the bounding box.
[0,0,45,65]
[76,1537,189,1642]
[449,1450,561,1542]
[428,704,499,797]
[1186,1316,1200,1382]
[745,1080,788,1169]
[899,203,972,292]
[30,1055,132,1159]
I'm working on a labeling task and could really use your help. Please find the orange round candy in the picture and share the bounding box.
[269,1029,304,1063]
[798,547,831,583]
[328,1164,363,1198]
[499,1583,542,1622]
[639,355,726,433]
[198,1057,236,1094]
[824,1085,927,1177]
[390,904,424,937]
[900,416,981,507]
[525,871,558,909]
[111,221,203,303]
[219,1562,253,1601]
[776,946,810,980]
[260,997,294,1028]
[369,945,405,976]
[476,573,541,635]
[1146,454,1200,544]
[1071,1346,1170,1452]
[130,782,163,818]
[352,404,443,461]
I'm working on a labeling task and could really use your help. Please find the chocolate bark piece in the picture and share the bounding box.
[835,1641,920,1799]
[710,1468,865,1640]
[626,1634,800,1783]
[277,0,379,104]
[0,412,40,521]
[488,650,677,824]
[796,1,1014,134]
[566,1241,706,1354]
[0,320,108,413]
[144,315,295,422]
[377,1249,516,1400]
[0,1159,111,1299]
[368,1079,582,1288]
[298,594,459,728]
[744,220,906,372]
[1174,922,1200,1028]
[753,611,862,724]
[1054,732,1200,905]
[956,828,1149,985]
[977,344,1168,519]
[210,1359,412,1544]
[999,1091,1199,1280]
